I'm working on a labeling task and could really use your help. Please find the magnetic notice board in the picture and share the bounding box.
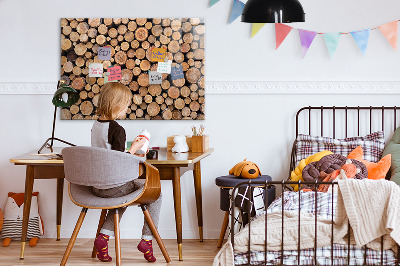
[60,18,205,120]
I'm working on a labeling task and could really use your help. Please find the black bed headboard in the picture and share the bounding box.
[289,106,400,179]
[296,106,400,138]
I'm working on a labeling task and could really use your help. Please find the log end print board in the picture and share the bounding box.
[60,18,205,120]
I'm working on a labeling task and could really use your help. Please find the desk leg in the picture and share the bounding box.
[172,167,183,261]
[56,178,64,241]
[20,165,34,259]
[193,161,203,242]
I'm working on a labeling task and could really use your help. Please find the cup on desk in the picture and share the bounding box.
[146,150,158,160]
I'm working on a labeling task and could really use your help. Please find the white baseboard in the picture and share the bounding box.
[1,81,400,94]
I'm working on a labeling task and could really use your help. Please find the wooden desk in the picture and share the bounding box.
[10,147,213,261]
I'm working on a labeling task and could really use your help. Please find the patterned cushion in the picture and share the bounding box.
[294,131,385,166]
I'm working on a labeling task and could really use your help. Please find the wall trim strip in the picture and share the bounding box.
[0,81,399,95]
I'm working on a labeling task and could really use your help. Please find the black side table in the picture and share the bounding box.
[215,175,275,248]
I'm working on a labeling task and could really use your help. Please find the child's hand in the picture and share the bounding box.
[134,149,149,157]
[129,137,147,155]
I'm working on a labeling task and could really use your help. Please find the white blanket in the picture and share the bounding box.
[335,178,400,251]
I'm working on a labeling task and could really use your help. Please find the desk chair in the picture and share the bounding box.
[60,146,171,265]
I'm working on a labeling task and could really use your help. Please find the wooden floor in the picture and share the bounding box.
[0,239,221,265]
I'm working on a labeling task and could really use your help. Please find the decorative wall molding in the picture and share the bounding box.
[207,81,400,94]
[1,81,400,95]
[0,83,55,95]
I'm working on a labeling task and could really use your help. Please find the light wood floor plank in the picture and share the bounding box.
[0,239,221,265]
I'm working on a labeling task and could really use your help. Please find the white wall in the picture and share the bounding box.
[1,0,400,240]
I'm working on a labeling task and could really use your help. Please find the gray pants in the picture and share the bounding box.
[92,180,162,240]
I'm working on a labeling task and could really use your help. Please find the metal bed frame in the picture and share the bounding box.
[230,106,400,266]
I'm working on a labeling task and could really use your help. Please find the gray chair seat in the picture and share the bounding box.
[69,180,145,208]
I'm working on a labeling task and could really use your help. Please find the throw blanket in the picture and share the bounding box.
[214,179,400,266]
[335,178,399,251]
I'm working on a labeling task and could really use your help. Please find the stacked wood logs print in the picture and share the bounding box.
[60,18,205,120]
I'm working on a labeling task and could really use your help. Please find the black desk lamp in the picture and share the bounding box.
[38,80,79,154]
[241,0,305,23]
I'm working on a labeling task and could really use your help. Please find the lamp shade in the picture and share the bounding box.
[52,84,79,108]
[241,0,305,23]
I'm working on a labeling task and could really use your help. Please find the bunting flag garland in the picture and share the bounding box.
[323,33,341,58]
[251,23,266,38]
[298,29,317,58]
[378,21,397,50]
[275,23,293,49]
[208,3,400,57]
[229,0,245,24]
[209,0,220,7]
[351,29,370,55]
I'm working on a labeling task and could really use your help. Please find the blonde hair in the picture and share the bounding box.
[96,83,132,120]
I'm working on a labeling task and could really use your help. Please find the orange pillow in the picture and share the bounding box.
[347,146,391,180]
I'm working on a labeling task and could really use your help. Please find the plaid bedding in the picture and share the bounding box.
[234,244,397,265]
[294,131,385,166]
[234,191,397,265]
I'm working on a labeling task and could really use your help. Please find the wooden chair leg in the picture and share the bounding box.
[92,209,108,258]
[141,205,171,263]
[217,211,230,248]
[114,210,121,266]
[60,208,88,266]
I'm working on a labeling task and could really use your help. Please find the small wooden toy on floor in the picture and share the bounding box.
[1,192,44,247]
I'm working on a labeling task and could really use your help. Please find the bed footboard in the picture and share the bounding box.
[230,180,400,266]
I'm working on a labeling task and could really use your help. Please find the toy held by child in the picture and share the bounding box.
[91,82,162,263]
[135,129,150,155]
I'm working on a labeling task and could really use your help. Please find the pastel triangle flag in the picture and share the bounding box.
[378,21,397,50]
[251,23,266,38]
[229,0,245,24]
[298,29,317,58]
[323,33,341,58]
[351,29,370,55]
[275,23,293,49]
[209,0,220,7]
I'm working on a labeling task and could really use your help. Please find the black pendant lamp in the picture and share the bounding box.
[242,0,305,23]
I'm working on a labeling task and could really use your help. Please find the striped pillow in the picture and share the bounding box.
[294,131,385,167]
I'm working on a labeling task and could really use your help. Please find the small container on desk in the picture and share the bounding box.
[146,149,158,159]
[191,135,209,152]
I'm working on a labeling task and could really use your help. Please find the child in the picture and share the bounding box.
[91,82,162,263]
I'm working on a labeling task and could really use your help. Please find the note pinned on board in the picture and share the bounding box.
[89,63,103,77]
[98,46,111,60]
[107,65,122,81]
[151,48,167,62]
[104,72,117,83]
[171,64,184,80]
[149,71,162,84]
[157,60,172,74]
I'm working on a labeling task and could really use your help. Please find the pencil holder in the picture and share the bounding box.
[191,135,209,152]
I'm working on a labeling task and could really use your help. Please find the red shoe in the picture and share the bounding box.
[137,239,156,262]
[94,233,112,262]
